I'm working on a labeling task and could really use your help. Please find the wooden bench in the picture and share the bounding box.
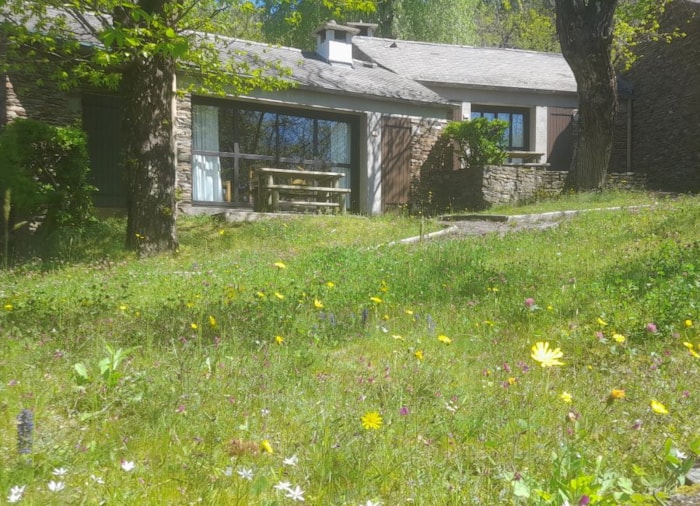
[255,168,350,213]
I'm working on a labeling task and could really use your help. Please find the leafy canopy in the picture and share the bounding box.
[0,1,293,96]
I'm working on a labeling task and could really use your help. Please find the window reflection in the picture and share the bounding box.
[192,102,353,205]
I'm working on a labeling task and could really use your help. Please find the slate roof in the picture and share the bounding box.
[204,34,450,106]
[353,37,577,94]
[3,7,449,108]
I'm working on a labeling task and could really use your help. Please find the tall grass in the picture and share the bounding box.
[1,197,699,504]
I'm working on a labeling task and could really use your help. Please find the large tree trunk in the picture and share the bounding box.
[118,2,179,255]
[555,0,618,190]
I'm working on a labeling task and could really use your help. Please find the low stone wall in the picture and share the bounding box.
[606,172,648,191]
[482,168,648,206]
[482,165,567,205]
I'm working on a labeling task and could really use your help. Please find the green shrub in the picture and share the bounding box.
[0,119,96,255]
[443,117,509,169]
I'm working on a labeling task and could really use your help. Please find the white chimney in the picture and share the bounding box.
[313,21,360,67]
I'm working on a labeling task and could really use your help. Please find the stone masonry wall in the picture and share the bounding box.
[175,93,193,212]
[1,72,81,127]
[409,116,448,183]
[482,166,567,205]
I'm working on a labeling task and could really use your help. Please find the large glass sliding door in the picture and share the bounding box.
[191,99,357,208]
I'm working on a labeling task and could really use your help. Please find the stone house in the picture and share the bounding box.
[613,0,700,192]
[2,12,584,214]
[352,33,579,171]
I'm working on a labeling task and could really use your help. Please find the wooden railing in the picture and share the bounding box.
[255,168,350,213]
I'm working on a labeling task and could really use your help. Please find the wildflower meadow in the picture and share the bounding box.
[1,192,699,504]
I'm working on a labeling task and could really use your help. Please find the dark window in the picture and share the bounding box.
[472,106,529,152]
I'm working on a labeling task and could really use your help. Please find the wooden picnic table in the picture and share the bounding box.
[255,167,350,213]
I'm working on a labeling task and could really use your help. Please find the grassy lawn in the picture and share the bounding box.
[1,194,699,505]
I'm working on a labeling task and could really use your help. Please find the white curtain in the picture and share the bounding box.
[193,105,223,202]
[329,122,350,190]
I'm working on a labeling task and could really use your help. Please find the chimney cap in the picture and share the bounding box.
[313,20,360,36]
[346,21,378,30]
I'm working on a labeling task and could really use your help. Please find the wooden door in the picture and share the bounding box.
[547,107,575,171]
[381,117,412,211]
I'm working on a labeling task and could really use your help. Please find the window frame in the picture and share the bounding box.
[191,97,360,210]
[471,106,530,152]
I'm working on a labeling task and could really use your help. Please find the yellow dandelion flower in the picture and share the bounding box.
[404,309,414,315]
[274,292,285,300]
[530,342,565,367]
[370,296,382,304]
[360,411,383,430]
[191,323,198,330]
[609,389,626,400]
[437,334,452,345]
[612,333,626,344]
[559,391,573,404]
[685,319,693,327]
[650,399,669,415]
[597,317,608,327]
[275,335,284,345]
[507,377,517,386]
[256,291,266,299]
[186,301,195,308]
[218,229,225,236]
[209,315,217,327]
[260,440,273,454]
[273,261,286,269]
[119,304,127,311]
[4,303,13,311]
[380,280,389,293]
[313,299,324,309]
[325,281,335,288]
[414,350,424,361]
[684,342,700,358]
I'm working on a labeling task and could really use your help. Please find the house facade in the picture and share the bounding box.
[173,22,454,215]
[352,34,579,170]
[2,13,584,215]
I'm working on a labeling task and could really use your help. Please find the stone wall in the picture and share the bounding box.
[482,166,567,205]
[175,94,193,211]
[409,117,448,181]
[412,125,649,213]
[0,72,81,127]
[618,0,700,192]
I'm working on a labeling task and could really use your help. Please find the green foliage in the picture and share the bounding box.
[614,0,683,71]
[443,117,509,169]
[259,0,479,49]
[475,0,559,51]
[0,119,96,235]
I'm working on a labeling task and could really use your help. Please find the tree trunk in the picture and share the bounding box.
[555,0,618,190]
[118,2,179,255]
